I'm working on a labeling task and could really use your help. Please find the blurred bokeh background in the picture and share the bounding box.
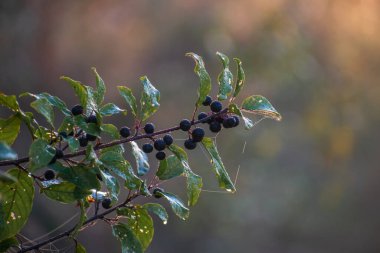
[1,0,380,252]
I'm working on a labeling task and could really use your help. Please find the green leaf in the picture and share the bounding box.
[28,139,55,172]
[168,144,202,206]
[185,52,212,106]
[0,93,20,112]
[61,76,88,110]
[75,242,87,253]
[201,137,236,192]
[84,86,99,116]
[99,168,119,201]
[99,151,142,190]
[0,236,18,252]
[117,86,138,117]
[156,155,185,180]
[241,95,282,121]
[143,203,168,225]
[117,207,154,250]
[0,142,17,161]
[159,191,189,220]
[20,92,71,116]
[58,116,75,135]
[232,58,246,98]
[67,136,80,152]
[74,115,101,136]
[0,171,17,184]
[216,52,233,101]
[130,141,149,176]
[112,223,143,253]
[0,168,34,241]
[42,181,91,203]
[100,103,126,117]
[228,104,254,130]
[139,76,160,121]
[0,115,21,145]
[92,67,106,106]
[101,124,120,139]
[30,97,55,127]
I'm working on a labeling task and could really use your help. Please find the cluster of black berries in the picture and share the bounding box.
[141,123,173,161]
[179,118,205,150]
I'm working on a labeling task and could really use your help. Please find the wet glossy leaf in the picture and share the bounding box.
[140,76,160,121]
[228,104,254,130]
[0,142,17,161]
[66,136,80,152]
[28,139,55,172]
[30,97,55,127]
[0,236,18,252]
[130,141,149,176]
[74,115,101,136]
[216,52,233,101]
[43,181,91,203]
[100,123,120,139]
[159,191,189,220]
[0,93,20,112]
[117,86,138,117]
[143,203,168,225]
[92,67,106,106]
[61,76,88,110]
[20,92,71,116]
[100,103,126,117]
[186,52,211,106]
[156,155,185,180]
[0,115,21,145]
[58,116,75,135]
[232,58,245,98]
[112,223,143,253]
[0,168,34,241]
[117,207,154,250]
[201,137,236,192]
[99,168,119,201]
[75,242,87,253]
[241,95,282,121]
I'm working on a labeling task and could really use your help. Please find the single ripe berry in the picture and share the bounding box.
[191,127,205,142]
[102,198,112,209]
[78,136,88,147]
[44,169,55,180]
[86,115,98,124]
[71,104,83,116]
[198,112,208,122]
[202,95,212,106]
[223,117,236,128]
[86,133,97,142]
[154,139,166,151]
[153,188,164,198]
[184,139,197,150]
[210,101,222,113]
[179,119,191,131]
[156,151,166,160]
[142,143,153,153]
[209,121,222,133]
[55,149,64,159]
[119,126,131,138]
[144,123,155,134]
[233,116,240,127]
[163,134,173,146]
[59,131,67,139]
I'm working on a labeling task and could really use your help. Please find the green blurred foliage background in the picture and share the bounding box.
[1,0,380,252]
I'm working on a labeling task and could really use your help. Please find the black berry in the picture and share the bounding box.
[209,121,222,133]
[59,131,67,139]
[184,139,197,150]
[202,95,212,106]
[71,104,83,116]
[154,139,166,151]
[142,143,153,153]
[86,133,97,142]
[156,151,166,160]
[191,127,205,142]
[119,126,131,138]
[102,198,112,209]
[55,149,64,159]
[223,117,236,128]
[153,188,164,198]
[44,169,55,180]
[210,101,222,113]
[215,116,224,123]
[197,112,208,122]
[233,116,240,127]
[68,131,74,136]
[78,136,88,147]
[86,115,98,124]
[179,119,191,131]
[144,123,155,134]
[163,134,173,146]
